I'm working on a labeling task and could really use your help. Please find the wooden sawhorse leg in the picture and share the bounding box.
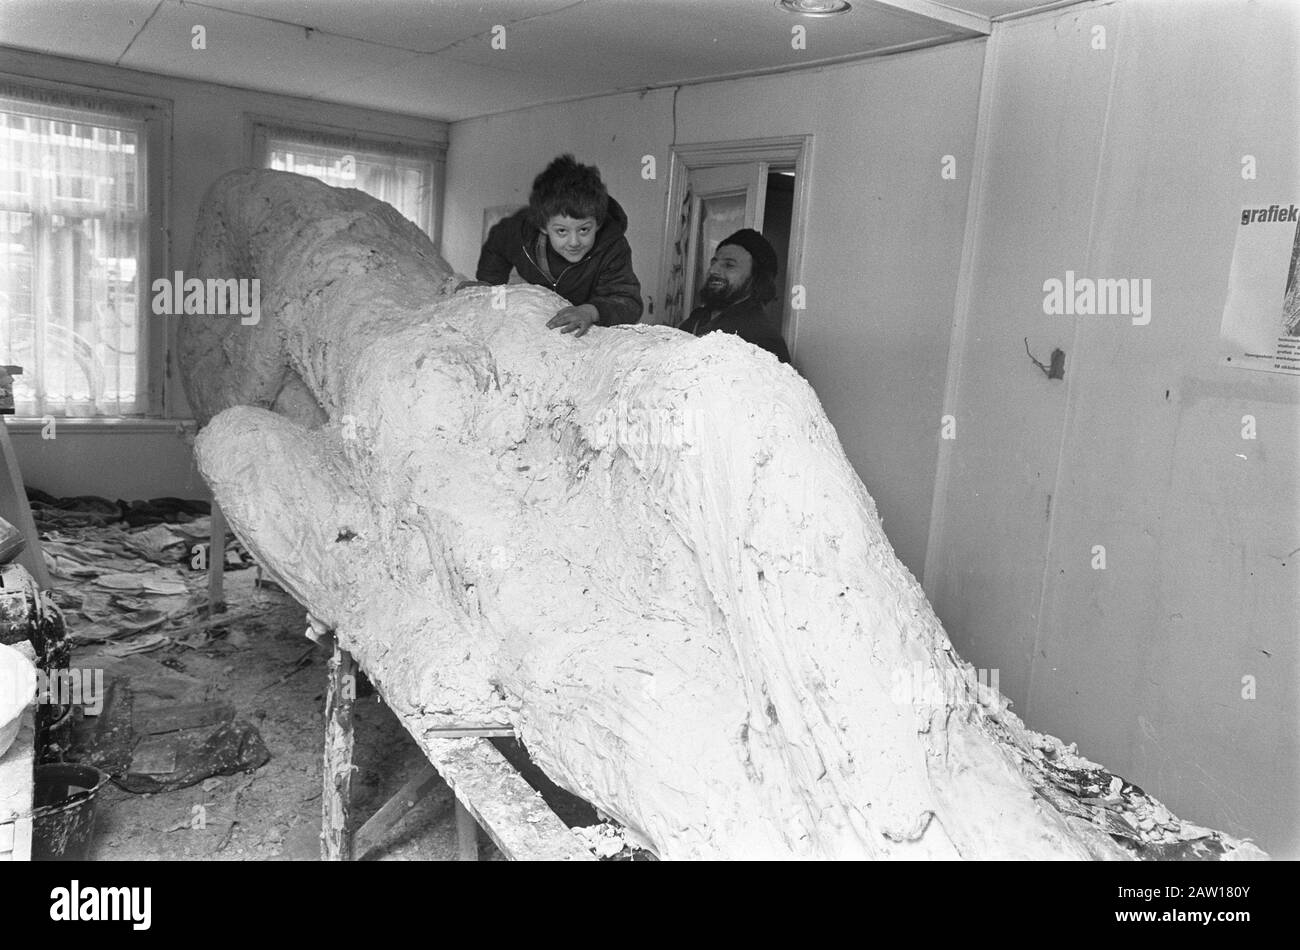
[456,799,479,861]
[316,636,489,862]
[207,501,227,614]
[321,638,357,860]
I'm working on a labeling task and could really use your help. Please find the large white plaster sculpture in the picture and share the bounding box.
[179,170,1262,860]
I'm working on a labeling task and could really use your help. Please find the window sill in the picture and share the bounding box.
[3,417,197,436]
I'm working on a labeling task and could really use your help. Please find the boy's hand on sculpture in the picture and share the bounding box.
[547,304,599,337]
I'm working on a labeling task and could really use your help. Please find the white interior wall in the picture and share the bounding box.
[12,421,206,500]
[925,0,1299,855]
[0,47,447,501]
[445,42,988,577]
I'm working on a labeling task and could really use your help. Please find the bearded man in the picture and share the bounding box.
[678,228,791,364]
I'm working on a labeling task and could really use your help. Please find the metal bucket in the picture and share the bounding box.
[33,763,110,861]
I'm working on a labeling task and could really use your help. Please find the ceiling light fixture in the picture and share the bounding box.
[776,0,852,17]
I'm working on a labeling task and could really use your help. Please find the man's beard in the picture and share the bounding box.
[699,276,752,307]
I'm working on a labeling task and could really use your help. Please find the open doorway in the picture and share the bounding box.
[658,136,811,360]
[763,167,796,319]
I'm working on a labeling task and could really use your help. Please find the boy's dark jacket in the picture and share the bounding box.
[475,197,643,326]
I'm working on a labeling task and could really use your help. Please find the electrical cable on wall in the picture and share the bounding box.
[1024,338,1065,380]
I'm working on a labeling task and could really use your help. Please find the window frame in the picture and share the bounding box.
[246,115,446,247]
[0,72,170,418]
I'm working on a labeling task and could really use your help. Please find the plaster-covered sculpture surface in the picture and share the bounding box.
[179,170,1264,860]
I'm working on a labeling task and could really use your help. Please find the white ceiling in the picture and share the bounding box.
[0,0,1082,121]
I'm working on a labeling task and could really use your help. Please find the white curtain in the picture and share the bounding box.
[254,123,437,236]
[0,82,148,417]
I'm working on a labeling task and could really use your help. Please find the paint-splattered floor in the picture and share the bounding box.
[40,508,637,862]
[75,572,483,861]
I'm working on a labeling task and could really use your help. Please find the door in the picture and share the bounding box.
[682,163,768,323]
[660,137,809,359]
[686,163,764,311]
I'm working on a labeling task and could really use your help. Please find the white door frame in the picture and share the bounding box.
[657,135,813,360]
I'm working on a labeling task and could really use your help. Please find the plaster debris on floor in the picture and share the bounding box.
[30,491,631,860]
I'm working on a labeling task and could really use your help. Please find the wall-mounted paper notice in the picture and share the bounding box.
[1219,202,1300,375]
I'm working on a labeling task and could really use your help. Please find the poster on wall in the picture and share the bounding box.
[1218,201,1300,375]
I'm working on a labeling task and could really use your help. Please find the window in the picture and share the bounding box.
[251,120,443,238]
[0,84,155,417]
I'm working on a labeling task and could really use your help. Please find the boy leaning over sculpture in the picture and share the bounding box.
[469,154,643,336]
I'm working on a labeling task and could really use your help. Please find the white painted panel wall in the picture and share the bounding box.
[928,0,1299,855]
[7,422,208,500]
[446,42,987,576]
[926,0,1120,750]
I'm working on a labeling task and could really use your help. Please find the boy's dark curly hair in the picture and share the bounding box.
[528,154,609,229]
